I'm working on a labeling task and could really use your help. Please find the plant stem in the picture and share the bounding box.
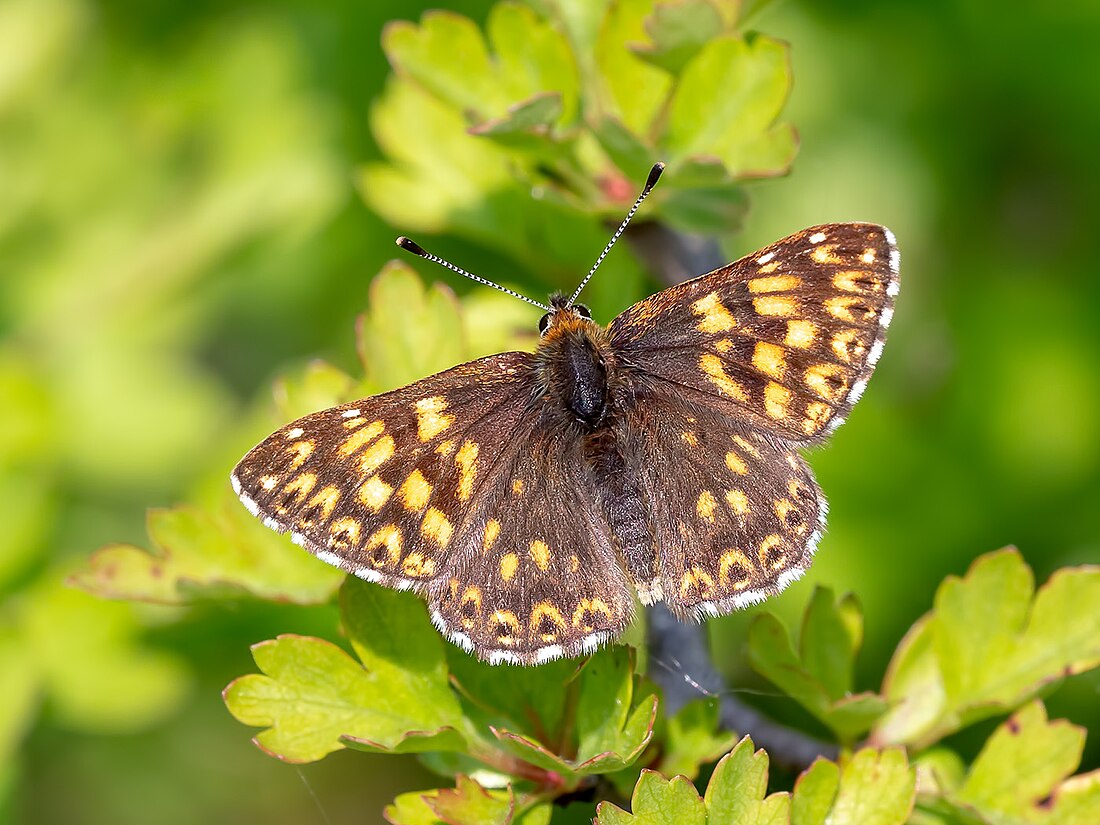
[646,604,838,771]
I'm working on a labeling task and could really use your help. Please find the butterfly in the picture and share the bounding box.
[232,163,899,666]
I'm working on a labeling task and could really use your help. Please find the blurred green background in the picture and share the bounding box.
[2,0,1098,822]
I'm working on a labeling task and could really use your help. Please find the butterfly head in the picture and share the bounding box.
[538,294,593,337]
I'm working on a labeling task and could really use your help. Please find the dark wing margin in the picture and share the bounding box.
[608,223,899,442]
[231,351,631,665]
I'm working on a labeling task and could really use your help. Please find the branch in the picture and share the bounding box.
[646,604,838,771]
[630,221,839,771]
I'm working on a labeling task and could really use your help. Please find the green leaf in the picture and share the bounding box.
[791,758,840,825]
[223,580,465,762]
[426,776,514,825]
[801,588,864,699]
[662,34,795,178]
[384,5,578,129]
[630,0,726,75]
[1034,771,1100,825]
[360,77,520,240]
[71,497,345,605]
[656,697,738,780]
[748,587,887,742]
[872,549,1100,748]
[596,770,707,825]
[594,0,674,136]
[358,261,468,394]
[574,646,658,771]
[470,93,564,138]
[486,2,579,124]
[912,748,968,797]
[448,652,578,747]
[386,790,446,825]
[825,748,916,825]
[591,115,656,184]
[384,12,507,121]
[704,736,790,824]
[953,701,1087,824]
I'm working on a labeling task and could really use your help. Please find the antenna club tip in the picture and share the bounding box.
[396,236,427,257]
[644,162,666,193]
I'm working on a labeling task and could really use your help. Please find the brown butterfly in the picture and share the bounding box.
[232,164,899,665]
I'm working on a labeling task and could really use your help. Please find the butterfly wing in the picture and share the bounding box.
[426,424,634,665]
[616,390,824,619]
[608,223,899,441]
[232,351,632,664]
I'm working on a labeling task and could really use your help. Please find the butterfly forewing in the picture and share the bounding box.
[232,353,537,591]
[609,223,898,441]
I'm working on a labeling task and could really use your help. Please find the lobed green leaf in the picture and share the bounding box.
[748,586,886,742]
[223,579,466,763]
[704,736,790,824]
[72,499,345,606]
[596,770,707,825]
[950,700,1100,825]
[872,548,1100,748]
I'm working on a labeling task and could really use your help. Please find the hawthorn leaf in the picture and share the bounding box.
[595,0,674,136]
[704,736,791,824]
[384,12,507,120]
[596,770,706,825]
[72,498,344,605]
[357,261,467,394]
[872,549,1100,748]
[574,646,658,771]
[426,776,514,825]
[224,580,465,762]
[630,0,725,75]
[954,701,1086,824]
[826,748,916,825]
[486,2,579,123]
[791,758,840,825]
[386,791,446,825]
[662,34,795,178]
[748,587,886,742]
[801,588,863,699]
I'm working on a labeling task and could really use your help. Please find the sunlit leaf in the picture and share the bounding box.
[223,580,465,762]
[748,586,887,742]
[596,770,707,825]
[872,549,1100,748]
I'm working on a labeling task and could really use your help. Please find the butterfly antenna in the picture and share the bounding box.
[396,237,552,312]
[567,162,665,306]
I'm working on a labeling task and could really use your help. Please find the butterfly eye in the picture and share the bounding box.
[538,312,553,335]
[574,304,592,319]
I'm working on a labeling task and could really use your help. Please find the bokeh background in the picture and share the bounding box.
[2,0,1098,823]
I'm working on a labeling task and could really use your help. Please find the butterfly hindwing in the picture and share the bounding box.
[620,391,824,619]
[609,223,898,441]
[427,426,634,665]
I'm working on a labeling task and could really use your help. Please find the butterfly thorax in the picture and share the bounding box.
[535,308,618,430]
